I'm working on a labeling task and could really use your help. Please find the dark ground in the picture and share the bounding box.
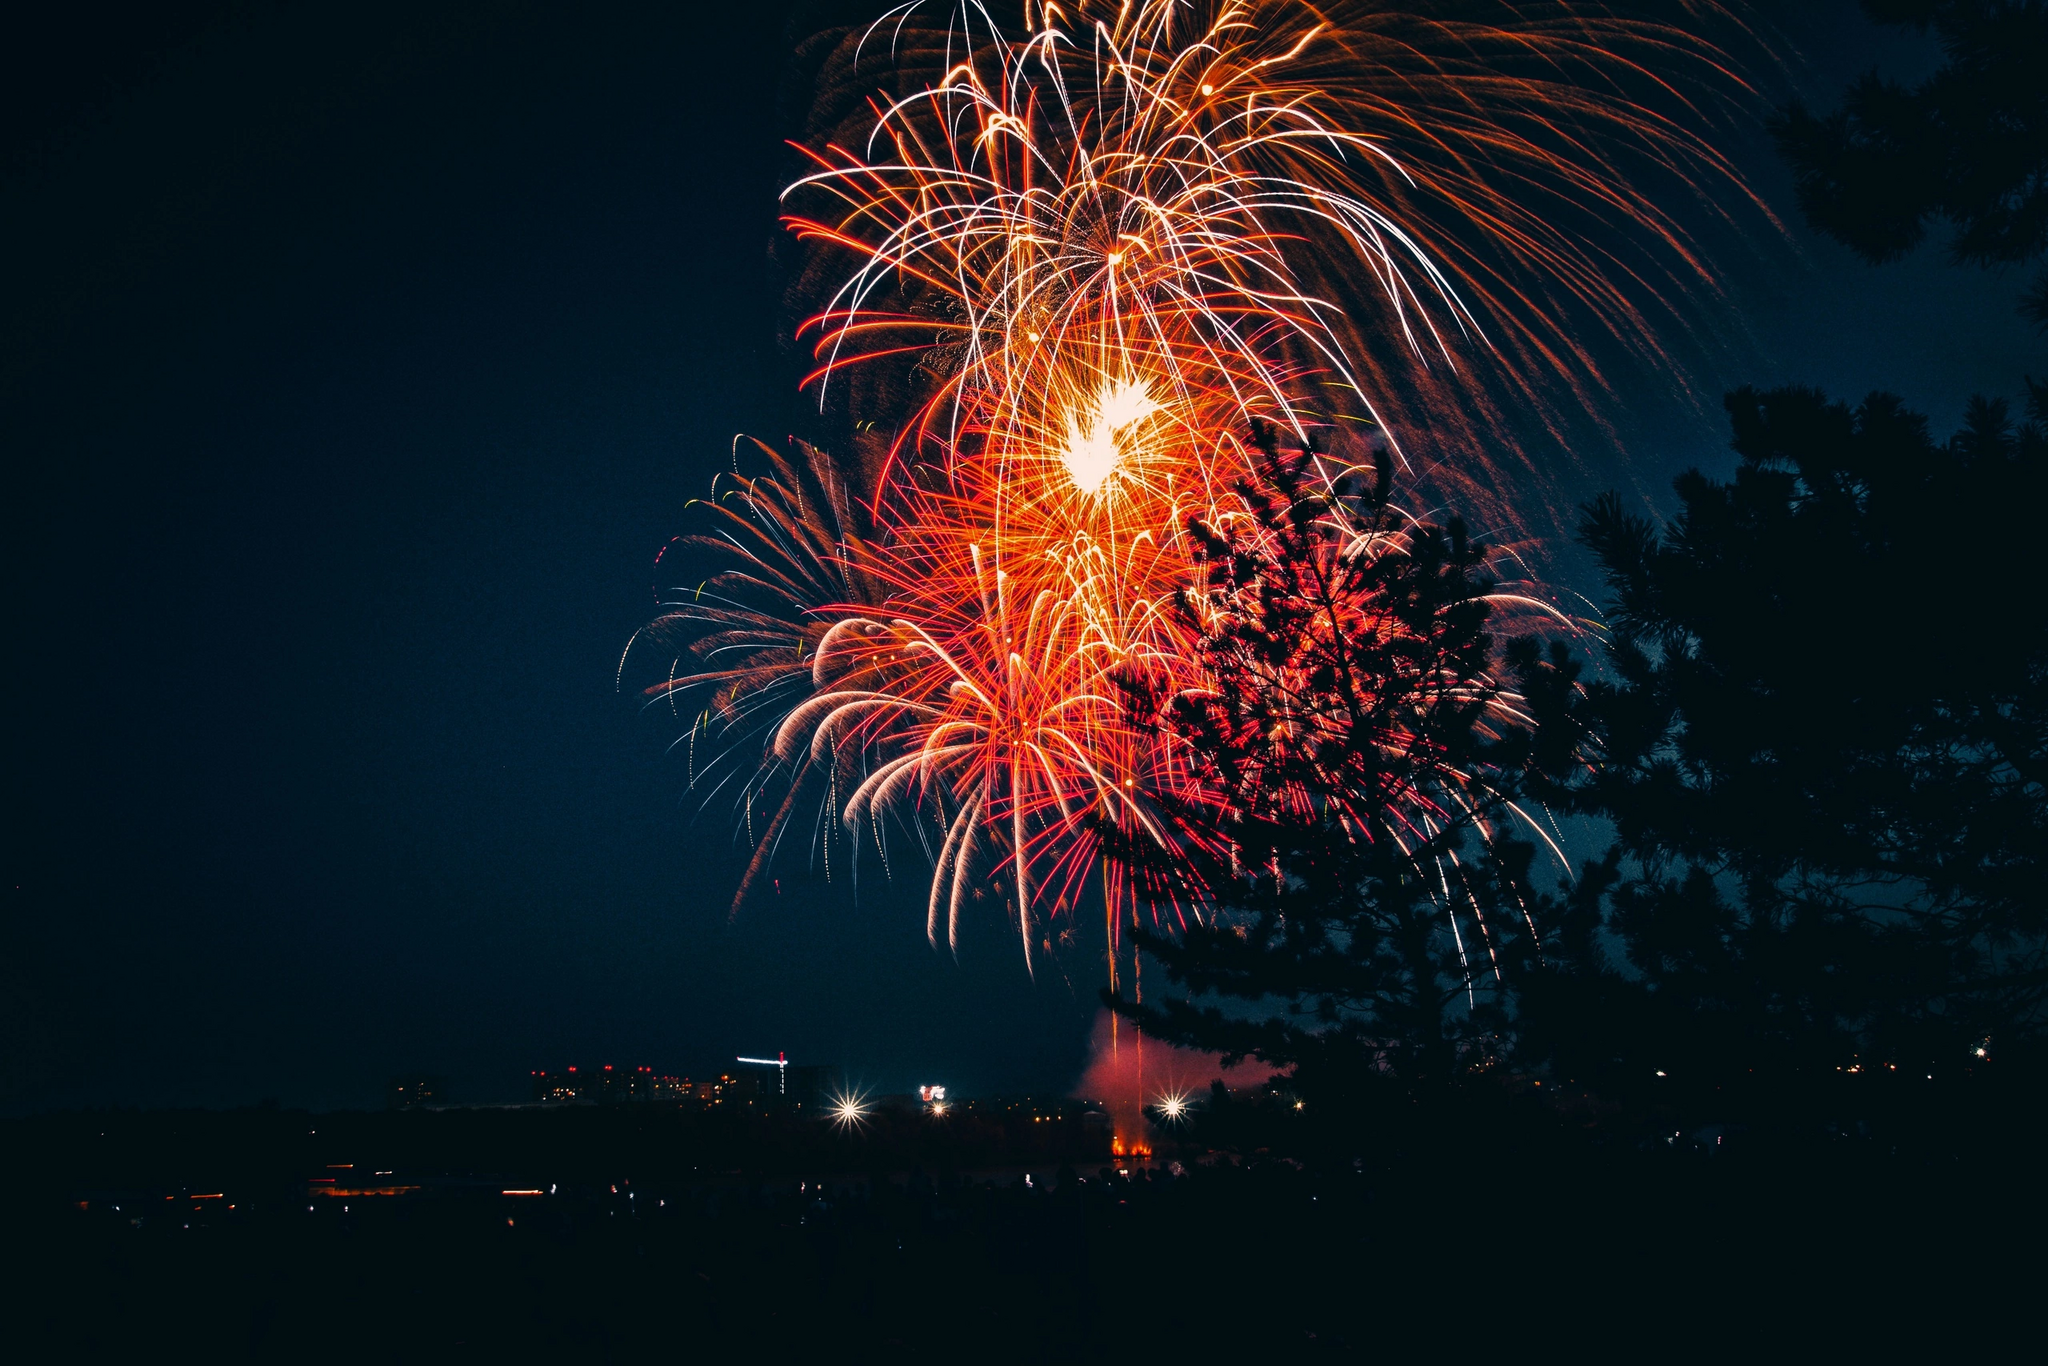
[7,1100,2040,1361]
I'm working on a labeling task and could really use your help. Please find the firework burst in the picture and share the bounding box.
[637,0,1754,970]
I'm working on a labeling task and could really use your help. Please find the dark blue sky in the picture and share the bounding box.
[4,1,2040,1111]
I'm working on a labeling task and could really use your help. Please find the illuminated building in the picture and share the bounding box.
[530,1067,591,1104]
[737,1055,844,1111]
[637,1070,694,1102]
[386,1074,448,1109]
[735,1053,787,1096]
[530,1066,764,1106]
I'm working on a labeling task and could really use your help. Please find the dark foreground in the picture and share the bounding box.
[7,1102,2041,1361]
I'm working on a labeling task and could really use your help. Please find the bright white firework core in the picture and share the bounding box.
[1060,377,1160,496]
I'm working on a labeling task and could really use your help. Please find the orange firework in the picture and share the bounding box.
[642,0,1755,968]
[784,0,1762,526]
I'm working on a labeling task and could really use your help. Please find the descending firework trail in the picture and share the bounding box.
[637,0,1756,968]
[626,437,893,912]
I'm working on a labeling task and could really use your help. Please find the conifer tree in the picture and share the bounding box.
[1101,423,1567,1104]
[1522,384,2048,1115]
[1774,0,2048,329]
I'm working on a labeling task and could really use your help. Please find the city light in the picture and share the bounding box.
[828,1090,871,1131]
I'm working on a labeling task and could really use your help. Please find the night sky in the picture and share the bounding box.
[6,1,2040,1112]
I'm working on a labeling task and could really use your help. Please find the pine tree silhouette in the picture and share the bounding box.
[1773,0,2048,329]
[1099,421,1570,1107]
[1521,383,2048,1122]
